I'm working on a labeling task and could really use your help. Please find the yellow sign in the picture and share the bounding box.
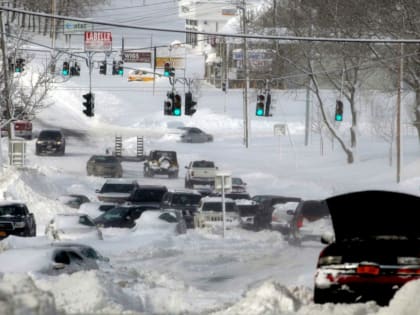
[155,57,184,69]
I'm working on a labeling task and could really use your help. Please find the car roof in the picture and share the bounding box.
[166,188,201,195]
[103,178,138,184]
[0,200,26,206]
[135,185,168,190]
[201,196,235,203]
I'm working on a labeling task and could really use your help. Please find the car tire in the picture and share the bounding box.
[313,288,332,304]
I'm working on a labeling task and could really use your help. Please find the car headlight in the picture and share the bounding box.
[318,256,342,265]
[14,221,26,228]
[397,257,420,265]
[56,141,61,144]
[36,140,43,144]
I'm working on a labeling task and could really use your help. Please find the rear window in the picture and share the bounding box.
[94,156,119,163]
[0,204,26,216]
[172,194,202,206]
[300,200,329,219]
[131,189,167,202]
[202,202,237,212]
[151,151,177,160]
[238,205,259,216]
[100,183,136,193]
[192,161,214,168]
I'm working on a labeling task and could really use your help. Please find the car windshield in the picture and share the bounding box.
[151,151,176,160]
[172,194,202,206]
[202,202,236,212]
[100,184,135,193]
[0,205,25,216]
[38,131,61,140]
[238,205,259,216]
[232,178,243,185]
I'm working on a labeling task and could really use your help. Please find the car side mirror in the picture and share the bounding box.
[52,262,66,270]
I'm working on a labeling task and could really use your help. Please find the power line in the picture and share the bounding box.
[2,6,420,44]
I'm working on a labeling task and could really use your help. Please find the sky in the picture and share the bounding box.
[1,1,420,314]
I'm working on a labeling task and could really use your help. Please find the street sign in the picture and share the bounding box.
[155,57,184,69]
[84,31,112,52]
[63,20,92,34]
[123,52,152,63]
[274,123,286,136]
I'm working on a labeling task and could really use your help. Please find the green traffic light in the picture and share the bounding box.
[118,69,123,75]
[62,69,69,76]
[256,108,264,116]
[164,71,170,77]
[173,108,181,116]
[15,68,21,73]
[335,114,343,121]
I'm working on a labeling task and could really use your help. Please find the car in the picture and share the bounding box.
[127,69,155,82]
[58,194,90,209]
[288,200,333,244]
[0,242,108,274]
[251,195,302,230]
[93,204,160,228]
[96,179,139,203]
[86,155,123,178]
[35,129,65,155]
[237,200,263,230]
[270,201,300,235]
[160,189,203,228]
[0,201,36,239]
[313,190,420,306]
[1,119,32,139]
[45,213,103,240]
[127,185,168,209]
[179,127,213,143]
[143,150,179,178]
[194,196,239,228]
[184,160,217,188]
[231,177,247,193]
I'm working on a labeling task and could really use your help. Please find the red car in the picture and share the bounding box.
[1,120,32,139]
[314,190,420,306]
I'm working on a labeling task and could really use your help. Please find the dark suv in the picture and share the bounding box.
[127,185,168,209]
[35,129,66,155]
[160,189,202,228]
[143,150,179,178]
[0,202,37,238]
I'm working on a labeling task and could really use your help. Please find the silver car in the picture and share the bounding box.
[180,127,213,143]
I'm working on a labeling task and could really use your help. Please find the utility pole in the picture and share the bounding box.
[396,43,403,183]
[241,0,249,148]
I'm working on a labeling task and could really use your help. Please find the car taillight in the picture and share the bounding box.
[356,264,380,275]
[297,215,303,229]
[318,256,342,265]
[397,268,420,275]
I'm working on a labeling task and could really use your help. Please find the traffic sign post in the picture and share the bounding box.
[215,171,232,238]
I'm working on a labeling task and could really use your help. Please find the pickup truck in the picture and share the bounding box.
[184,160,217,188]
[1,120,32,139]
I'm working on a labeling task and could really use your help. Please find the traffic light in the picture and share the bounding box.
[70,62,80,76]
[185,92,197,116]
[164,92,174,115]
[118,61,124,75]
[82,92,95,117]
[256,94,265,116]
[62,61,69,76]
[335,100,343,121]
[99,61,107,75]
[15,58,25,73]
[173,94,182,116]
[222,82,226,92]
[112,60,118,75]
[163,62,174,77]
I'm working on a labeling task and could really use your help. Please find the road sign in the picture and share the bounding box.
[84,31,112,52]
[123,52,152,63]
[64,20,92,34]
[274,124,287,136]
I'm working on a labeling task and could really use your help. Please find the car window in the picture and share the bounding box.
[94,156,119,163]
[232,178,243,185]
[79,215,95,227]
[67,250,84,262]
[100,183,135,193]
[300,201,329,219]
[192,161,215,168]
[103,207,129,220]
[80,247,99,260]
[172,194,202,206]
[54,250,70,265]
[38,131,62,140]
[159,212,178,223]
[238,205,259,216]
[202,202,236,212]
[0,205,26,216]
[131,189,166,202]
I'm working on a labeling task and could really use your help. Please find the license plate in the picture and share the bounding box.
[0,231,7,236]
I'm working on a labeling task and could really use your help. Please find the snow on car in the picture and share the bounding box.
[45,213,103,240]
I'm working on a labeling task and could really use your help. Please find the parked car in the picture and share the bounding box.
[160,189,203,228]
[0,201,36,239]
[93,204,159,228]
[251,195,302,230]
[194,197,239,228]
[185,160,217,188]
[270,201,300,235]
[45,213,103,240]
[313,190,420,306]
[231,177,247,193]
[58,194,90,209]
[127,185,168,209]
[96,179,139,203]
[0,242,108,274]
[179,127,213,143]
[35,129,65,155]
[1,119,32,139]
[86,155,123,178]
[289,200,333,244]
[237,200,263,230]
[143,150,179,178]
[127,69,155,82]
